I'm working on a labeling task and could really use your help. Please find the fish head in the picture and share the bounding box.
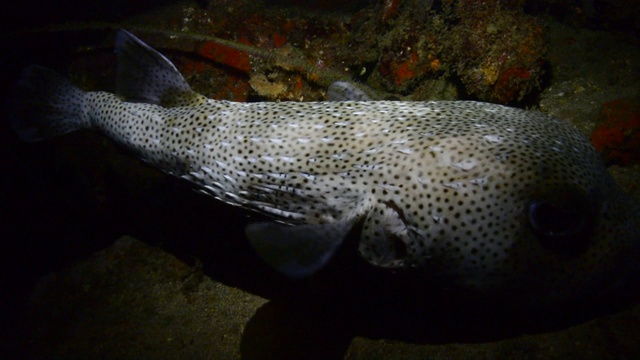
[449,118,639,305]
[492,161,640,306]
[359,105,640,307]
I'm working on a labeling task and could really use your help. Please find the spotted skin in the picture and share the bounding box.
[12,30,640,305]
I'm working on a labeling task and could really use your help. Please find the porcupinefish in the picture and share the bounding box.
[12,30,640,305]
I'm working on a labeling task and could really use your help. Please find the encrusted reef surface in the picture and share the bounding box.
[2,0,640,359]
[36,0,547,104]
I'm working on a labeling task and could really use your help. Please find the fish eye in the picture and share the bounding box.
[528,186,596,256]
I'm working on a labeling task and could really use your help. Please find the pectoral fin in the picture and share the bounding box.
[245,219,354,278]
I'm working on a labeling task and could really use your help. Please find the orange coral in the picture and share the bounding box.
[379,50,428,88]
[197,39,252,73]
[591,98,640,166]
[272,33,287,48]
[494,67,532,103]
[444,3,545,103]
[428,55,441,72]
[381,0,401,22]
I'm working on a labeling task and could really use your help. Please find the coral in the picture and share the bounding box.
[61,0,548,103]
[381,0,402,23]
[591,98,640,166]
[377,38,427,90]
[350,0,441,96]
[442,2,547,103]
[197,39,252,73]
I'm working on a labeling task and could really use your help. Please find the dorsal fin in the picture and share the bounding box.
[115,29,206,107]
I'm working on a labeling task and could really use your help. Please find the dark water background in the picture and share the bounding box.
[1,1,639,358]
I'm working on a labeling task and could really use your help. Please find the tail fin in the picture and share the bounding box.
[11,65,89,142]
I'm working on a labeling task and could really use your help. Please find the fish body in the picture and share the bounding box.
[12,30,640,305]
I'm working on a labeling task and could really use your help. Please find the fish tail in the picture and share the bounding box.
[11,65,90,142]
